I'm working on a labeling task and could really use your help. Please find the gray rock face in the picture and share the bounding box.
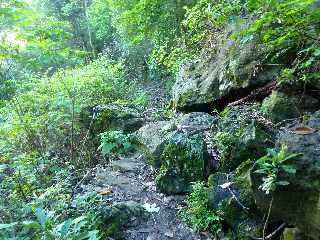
[261,91,319,123]
[155,132,209,194]
[207,172,262,239]
[177,112,218,132]
[251,111,320,240]
[81,104,144,136]
[135,121,177,167]
[136,112,217,166]
[100,201,149,238]
[136,112,217,193]
[172,24,281,109]
[215,104,276,172]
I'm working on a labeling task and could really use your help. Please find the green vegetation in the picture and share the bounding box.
[181,182,222,234]
[99,130,135,157]
[255,145,300,194]
[1,0,319,238]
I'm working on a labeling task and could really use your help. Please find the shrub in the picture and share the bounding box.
[254,145,300,194]
[99,130,135,157]
[181,182,222,234]
[0,56,143,167]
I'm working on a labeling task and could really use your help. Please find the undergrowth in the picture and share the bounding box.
[181,182,222,235]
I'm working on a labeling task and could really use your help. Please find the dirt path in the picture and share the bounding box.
[80,153,211,240]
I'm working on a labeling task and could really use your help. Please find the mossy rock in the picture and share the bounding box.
[215,105,276,172]
[172,24,282,110]
[261,91,319,123]
[156,132,209,194]
[80,104,144,146]
[207,172,263,239]
[250,111,320,240]
[135,121,177,167]
[136,112,217,171]
[100,201,149,239]
[281,228,308,240]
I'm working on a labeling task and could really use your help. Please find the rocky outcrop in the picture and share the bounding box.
[250,111,320,240]
[172,24,281,110]
[214,105,276,172]
[81,104,144,135]
[135,121,176,167]
[261,91,319,123]
[207,169,263,239]
[136,112,217,193]
[100,201,149,239]
[156,131,209,194]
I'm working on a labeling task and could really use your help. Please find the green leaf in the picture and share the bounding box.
[0,222,18,230]
[313,48,320,57]
[87,230,99,240]
[281,165,296,174]
[72,215,86,224]
[283,153,302,162]
[254,169,267,174]
[22,220,42,230]
[276,181,290,186]
[55,219,72,237]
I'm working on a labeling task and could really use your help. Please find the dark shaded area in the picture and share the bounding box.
[177,82,274,113]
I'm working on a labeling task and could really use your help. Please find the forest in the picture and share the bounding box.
[0,0,319,239]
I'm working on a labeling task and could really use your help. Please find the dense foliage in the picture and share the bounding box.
[1,0,319,238]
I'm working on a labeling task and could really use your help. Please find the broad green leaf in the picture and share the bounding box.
[276,181,290,186]
[0,222,18,230]
[72,215,86,224]
[281,165,296,174]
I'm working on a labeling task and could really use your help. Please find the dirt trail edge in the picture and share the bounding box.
[80,153,210,240]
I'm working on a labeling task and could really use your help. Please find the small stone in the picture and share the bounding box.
[164,230,174,238]
[164,196,174,203]
[146,234,157,240]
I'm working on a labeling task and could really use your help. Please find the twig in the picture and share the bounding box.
[274,116,303,127]
[78,112,96,165]
[226,174,250,212]
[72,168,95,194]
[263,197,274,240]
[228,81,277,107]
[250,222,286,240]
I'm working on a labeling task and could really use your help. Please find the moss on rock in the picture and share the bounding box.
[100,201,149,239]
[250,111,320,240]
[156,132,208,194]
[214,105,275,172]
[172,24,282,110]
[261,91,319,123]
[207,172,263,239]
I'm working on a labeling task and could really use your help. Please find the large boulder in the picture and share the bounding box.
[81,104,144,135]
[135,121,177,167]
[100,201,149,239]
[261,91,319,123]
[156,132,209,194]
[172,24,281,110]
[214,105,276,172]
[136,112,217,193]
[250,111,320,240]
[207,168,263,239]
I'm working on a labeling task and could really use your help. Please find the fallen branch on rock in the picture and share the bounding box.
[250,222,287,240]
[228,81,277,107]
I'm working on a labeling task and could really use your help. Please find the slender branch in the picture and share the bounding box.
[250,222,286,240]
[263,197,274,240]
[226,174,250,212]
[70,95,75,164]
[72,167,95,195]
